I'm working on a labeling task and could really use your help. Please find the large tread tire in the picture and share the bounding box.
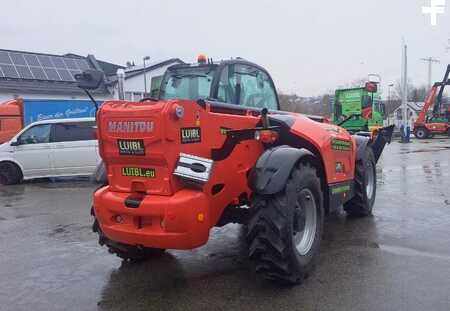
[414,127,428,139]
[344,148,376,217]
[92,218,165,262]
[0,162,22,185]
[247,162,324,285]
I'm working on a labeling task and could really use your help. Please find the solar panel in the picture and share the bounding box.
[10,53,26,66]
[0,51,12,64]
[57,68,73,81]
[37,55,52,67]
[44,68,60,80]
[51,57,65,69]
[63,58,78,70]
[30,66,47,80]
[16,65,34,79]
[0,64,19,78]
[0,50,93,82]
[24,54,40,67]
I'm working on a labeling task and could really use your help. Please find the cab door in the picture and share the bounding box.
[51,121,99,176]
[12,123,53,178]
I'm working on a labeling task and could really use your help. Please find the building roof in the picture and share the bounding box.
[107,58,184,84]
[391,102,425,114]
[0,49,122,96]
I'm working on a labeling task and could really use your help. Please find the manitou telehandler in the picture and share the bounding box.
[414,64,450,139]
[76,56,393,285]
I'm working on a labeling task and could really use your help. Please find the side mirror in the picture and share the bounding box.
[75,69,104,90]
[10,140,20,146]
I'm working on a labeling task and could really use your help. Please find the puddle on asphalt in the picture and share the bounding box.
[379,245,450,262]
[399,146,450,154]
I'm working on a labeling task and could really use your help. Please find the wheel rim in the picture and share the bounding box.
[366,161,375,200]
[293,189,317,255]
[417,129,425,138]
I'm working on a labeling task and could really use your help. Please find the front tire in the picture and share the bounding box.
[0,162,22,185]
[414,127,428,139]
[344,148,376,216]
[247,162,324,285]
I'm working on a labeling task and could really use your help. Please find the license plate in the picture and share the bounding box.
[117,139,145,155]
[121,167,155,178]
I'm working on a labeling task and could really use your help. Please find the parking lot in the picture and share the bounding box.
[1,138,449,311]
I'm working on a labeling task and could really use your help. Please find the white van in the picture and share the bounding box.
[0,117,100,185]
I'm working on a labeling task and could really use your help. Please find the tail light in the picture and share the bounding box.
[255,130,279,144]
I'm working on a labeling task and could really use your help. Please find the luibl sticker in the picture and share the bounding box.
[121,167,155,178]
[180,127,201,144]
[331,138,351,151]
[117,139,145,155]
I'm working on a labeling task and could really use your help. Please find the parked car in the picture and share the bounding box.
[0,117,100,185]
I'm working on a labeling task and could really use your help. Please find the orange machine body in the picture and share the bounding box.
[93,99,356,249]
[0,99,24,143]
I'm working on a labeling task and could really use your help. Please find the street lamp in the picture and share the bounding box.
[143,56,150,97]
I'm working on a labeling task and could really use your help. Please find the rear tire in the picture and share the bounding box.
[344,148,376,217]
[92,218,165,262]
[247,162,324,285]
[0,162,22,185]
[414,127,428,139]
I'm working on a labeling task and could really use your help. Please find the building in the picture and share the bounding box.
[107,58,184,101]
[386,102,424,128]
[0,49,124,102]
[0,48,185,104]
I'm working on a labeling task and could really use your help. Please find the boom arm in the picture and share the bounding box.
[417,85,439,124]
[416,65,450,124]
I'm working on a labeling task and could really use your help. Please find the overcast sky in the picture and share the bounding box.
[2,0,450,96]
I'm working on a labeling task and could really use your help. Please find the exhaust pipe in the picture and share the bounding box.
[117,68,125,100]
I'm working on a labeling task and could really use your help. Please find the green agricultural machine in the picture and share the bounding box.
[332,83,385,134]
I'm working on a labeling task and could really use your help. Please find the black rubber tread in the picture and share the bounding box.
[414,127,428,139]
[0,162,22,185]
[92,218,165,262]
[343,148,376,217]
[247,162,324,285]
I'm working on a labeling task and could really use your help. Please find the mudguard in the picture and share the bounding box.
[248,145,314,195]
[353,135,370,162]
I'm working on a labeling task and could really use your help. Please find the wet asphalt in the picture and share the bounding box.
[1,138,450,311]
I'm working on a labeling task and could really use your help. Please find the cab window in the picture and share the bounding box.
[52,122,96,142]
[18,124,51,145]
[159,66,215,101]
[217,64,278,110]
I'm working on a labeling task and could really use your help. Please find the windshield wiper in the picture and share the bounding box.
[173,73,208,79]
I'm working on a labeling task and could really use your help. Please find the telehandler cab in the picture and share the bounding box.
[77,56,393,284]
